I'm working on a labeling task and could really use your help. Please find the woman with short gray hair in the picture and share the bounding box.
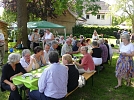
[115,34,134,88]
[74,46,95,73]
[20,49,39,72]
[1,53,26,100]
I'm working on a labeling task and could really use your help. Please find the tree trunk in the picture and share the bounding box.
[16,0,28,48]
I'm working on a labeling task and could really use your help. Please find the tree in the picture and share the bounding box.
[110,0,134,32]
[2,0,101,47]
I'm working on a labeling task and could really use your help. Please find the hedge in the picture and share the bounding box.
[72,25,120,38]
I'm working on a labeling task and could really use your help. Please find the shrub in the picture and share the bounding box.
[72,25,120,38]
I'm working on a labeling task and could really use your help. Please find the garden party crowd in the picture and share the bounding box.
[0,28,134,100]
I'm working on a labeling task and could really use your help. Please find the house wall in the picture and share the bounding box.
[48,10,76,35]
[0,21,8,51]
[84,14,112,26]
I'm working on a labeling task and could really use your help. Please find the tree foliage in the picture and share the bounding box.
[3,0,101,21]
[110,0,134,32]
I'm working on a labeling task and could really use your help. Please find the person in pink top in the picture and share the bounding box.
[74,46,95,73]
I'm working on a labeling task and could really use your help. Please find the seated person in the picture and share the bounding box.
[62,54,79,93]
[32,46,46,67]
[1,53,26,100]
[29,51,68,100]
[44,43,50,64]
[72,40,81,52]
[49,40,59,52]
[61,39,79,56]
[74,46,95,73]
[20,49,39,72]
[90,41,102,66]
[81,39,86,46]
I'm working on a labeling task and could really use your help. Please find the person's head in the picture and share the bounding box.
[45,43,50,52]
[51,40,59,49]
[81,39,86,46]
[80,46,88,54]
[86,38,91,44]
[34,29,38,33]
[49,51,59,63]
[66,38,72,46]
[60,36,64,40]
[80,35,83,39]
[70,34,73,38]
[46,29,50,34]
[62,54,73,65]
[98,39,104,45]
[34,46,43,55]
[22,49,31,61]
[7,53,21,64]
[92,41,98,48]
[104,40,108,44]
[75,40,81,47]
[73,36,77,40]
[121,34,130,42]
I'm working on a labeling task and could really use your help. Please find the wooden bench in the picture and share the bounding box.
[66,71,96,97]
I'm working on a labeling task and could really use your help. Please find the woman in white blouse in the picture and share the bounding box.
[20,49,39,72]
[115,34,134,88]
[92,30,99,41]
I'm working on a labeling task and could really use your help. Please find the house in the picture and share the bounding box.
[0,20,8,51]
[48,9,77,34]
[83,1,112,26]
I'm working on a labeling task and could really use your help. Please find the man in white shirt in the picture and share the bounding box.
[0,29,5,65]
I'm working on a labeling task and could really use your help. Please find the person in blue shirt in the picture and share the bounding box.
[29,51,68,100]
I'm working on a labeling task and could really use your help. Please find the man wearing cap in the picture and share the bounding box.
[0,30,5,66]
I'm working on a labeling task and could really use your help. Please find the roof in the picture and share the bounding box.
[94,1,110,10]
[27,21,65,29]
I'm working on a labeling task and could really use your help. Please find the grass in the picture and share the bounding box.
[2,40,133,100]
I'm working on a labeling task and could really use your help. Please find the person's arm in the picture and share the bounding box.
[41,54,46,66]
[10,72,23,81]
[38,69,48,93]
[4,80,16,91]
[90,50,93,55]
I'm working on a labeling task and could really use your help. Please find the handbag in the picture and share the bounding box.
[78,75,86,88]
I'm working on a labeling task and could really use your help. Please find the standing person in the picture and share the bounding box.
[0,29,5,66]
[116,30,121,45]
[29,51,68,100]
[43,29,54,44]
[115,34,134,88]
[1,53,26,100]
[74,46,95,73]
[62,54,79,93]
[31,29,40,50]
[92,30,99,41]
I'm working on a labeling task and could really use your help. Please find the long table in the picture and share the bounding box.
[12,66,48,91]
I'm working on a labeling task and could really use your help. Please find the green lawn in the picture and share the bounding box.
[2,40,134,100]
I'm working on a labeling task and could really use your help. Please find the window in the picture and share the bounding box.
[97,15,100,19]
[97,14,105,20]
[86,15,89,19]
[101,15,105,20]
